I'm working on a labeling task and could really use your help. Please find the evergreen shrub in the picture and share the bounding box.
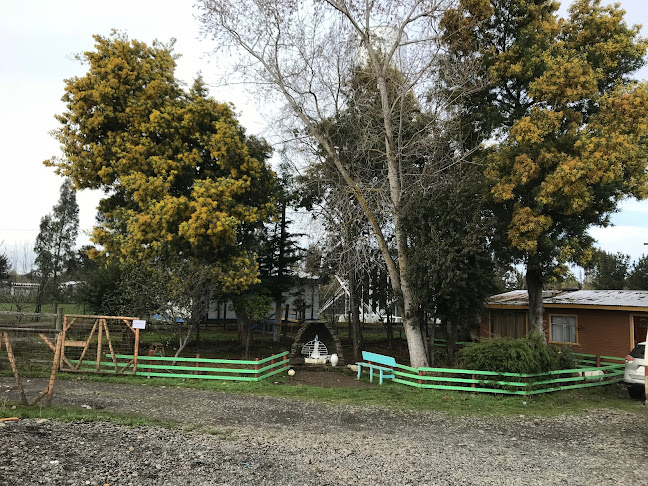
[459,332,576,374]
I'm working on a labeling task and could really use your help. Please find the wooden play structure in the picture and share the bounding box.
[58,315,141,374]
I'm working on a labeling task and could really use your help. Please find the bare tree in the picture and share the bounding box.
[198,0,475,366]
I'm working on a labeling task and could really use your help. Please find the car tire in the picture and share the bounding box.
[627,385,645,399]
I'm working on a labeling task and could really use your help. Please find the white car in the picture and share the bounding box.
[624,341,646,399]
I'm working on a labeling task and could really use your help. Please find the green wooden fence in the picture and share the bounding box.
[69,351,289,382]
[373,354,625,395]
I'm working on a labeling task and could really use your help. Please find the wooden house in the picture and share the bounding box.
[481,290,648,358]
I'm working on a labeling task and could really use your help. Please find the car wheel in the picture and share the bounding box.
[627,386,645,399]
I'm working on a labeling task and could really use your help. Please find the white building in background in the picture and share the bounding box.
[207,276,319,323]
[6,281,39,297]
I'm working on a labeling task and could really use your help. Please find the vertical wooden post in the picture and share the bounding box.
[133,326,140,375]
[74,320,98,371]
[418,369,423,385]
[56,306,64,331]
[102,320,118,372]
[60,315,68,370]
[195,354,200,375]
[95,318,104,371]
[3,332,28,405]
[472,374,476,395]
[596,355,601,367]
[46,333,63,406]
[254,357,259,379]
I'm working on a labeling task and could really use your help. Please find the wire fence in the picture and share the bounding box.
[59,315,140,374]
[0,310,60,329]
[0,327,61,405]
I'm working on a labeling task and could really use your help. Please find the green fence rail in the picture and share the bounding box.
[363,356,625,395]
[68,351,290,382]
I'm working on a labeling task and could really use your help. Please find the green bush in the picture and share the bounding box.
[459,332,576,374]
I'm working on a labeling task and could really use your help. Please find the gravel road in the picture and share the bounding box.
[1,377,646,485]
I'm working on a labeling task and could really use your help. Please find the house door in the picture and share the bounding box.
[633,315,648,346]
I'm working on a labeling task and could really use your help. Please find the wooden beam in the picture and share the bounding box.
[102,319,118,372]
[2,332,27,405]
[64,314,136,320]
[45,333,63,406]
[64,341,88,347]
[74,320,98,371]
[133,328,140,374]
[39,333,73,369]
[96,319,104,372]
[64,316,78,332]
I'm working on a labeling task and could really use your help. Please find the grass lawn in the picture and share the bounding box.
[1,367,642,425]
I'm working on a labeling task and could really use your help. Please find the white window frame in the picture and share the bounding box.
[549,314,578,344]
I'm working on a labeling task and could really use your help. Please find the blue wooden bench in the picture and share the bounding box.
[356,351,396,384]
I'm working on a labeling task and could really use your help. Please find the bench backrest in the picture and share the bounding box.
[361,351,396,367]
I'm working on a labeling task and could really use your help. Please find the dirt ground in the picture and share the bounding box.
[1,373,648,485]
[284,365,372,388]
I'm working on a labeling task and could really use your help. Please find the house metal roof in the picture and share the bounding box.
[486,289,648,310]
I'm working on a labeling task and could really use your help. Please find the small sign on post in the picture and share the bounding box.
[133,320,146,330]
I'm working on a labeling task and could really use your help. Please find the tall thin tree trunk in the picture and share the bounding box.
[446,318,457,365]
[349,271,364,363]
[428,319,436,367]
[273,300,282,342]
[526,260,546,340]
[385,312,394,350]
[232,299,252,357]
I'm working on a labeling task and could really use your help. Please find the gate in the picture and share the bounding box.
[0,327,61,406]
[59,315,140,374]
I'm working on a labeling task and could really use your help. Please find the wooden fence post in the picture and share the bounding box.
[195,354,200,375]
[254,357,259,379]
[133,326,140,374]
[596,355,601,367]
[418,370,423,385]
[45,333,63,406]
[56,307,64,331]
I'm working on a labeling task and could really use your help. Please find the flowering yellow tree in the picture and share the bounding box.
[46,33,275,309]
[443,0,648,335]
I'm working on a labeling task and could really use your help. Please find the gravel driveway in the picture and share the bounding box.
[1,377,646,485]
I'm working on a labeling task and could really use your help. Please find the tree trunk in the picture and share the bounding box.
[348,271,364,363]
[232,299,252,357]
[446,318,457,365]
[526,262,546,340]
[399,272,429,367]
[428,319,436,367]
[385,312,394,350]
[195,320,201,351]
[273,300,282,342]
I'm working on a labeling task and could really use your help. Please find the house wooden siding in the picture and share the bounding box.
[543,308,635,358]
[480,305,648,357]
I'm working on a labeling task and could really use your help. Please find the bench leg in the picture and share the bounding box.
[369,367,373,382]
[379,370,383,385]
[357,364,361,380]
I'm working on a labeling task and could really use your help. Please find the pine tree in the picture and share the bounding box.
[627,255,648,290]
[34,179,79,309]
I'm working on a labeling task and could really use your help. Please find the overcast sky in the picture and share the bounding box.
[1,0,647,269]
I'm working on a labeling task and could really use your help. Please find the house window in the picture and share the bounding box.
[550,315,577,343]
